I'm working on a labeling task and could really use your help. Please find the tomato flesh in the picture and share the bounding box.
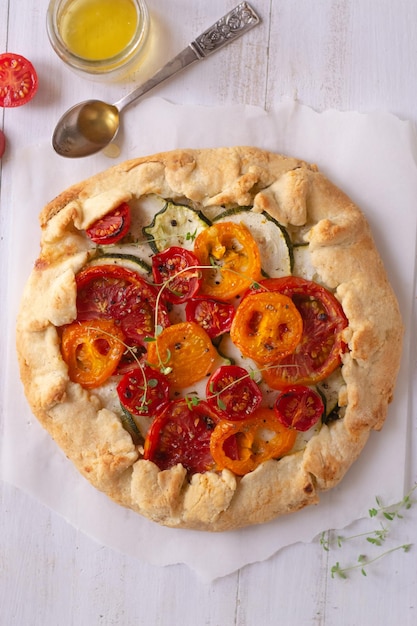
[61,319,125,389]
[193,222,262,300]
[152,246,202,304]
[144,399,220,474]
[146,321,217,390]
[274,385,324,431]
[206,365,262,420]
[210,407,297,476]
[0,53,38,108]
[185,297,235,338]
[230,291,303,364]
[76,265,170,346]
[86,203,131,245]
[254,277,347,387]
[117,365,169,417]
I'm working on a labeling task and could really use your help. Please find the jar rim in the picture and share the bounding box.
[46,0,150,75]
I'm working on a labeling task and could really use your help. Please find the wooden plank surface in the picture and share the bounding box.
[1,1,417,624]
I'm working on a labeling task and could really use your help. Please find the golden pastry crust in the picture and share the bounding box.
[16,147,403,531]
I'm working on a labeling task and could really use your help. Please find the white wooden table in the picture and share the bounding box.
[1,1,417,624]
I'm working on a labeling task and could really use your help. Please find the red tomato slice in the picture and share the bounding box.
[0,53,38,108]
[76,264,170,346]
[86,203,131,245]
[117,365,169,418]
[185,297,235,338]
[151,246,202,304]
[206,365,262,420]
[274,385,324,432]
[254,277,348,388]
[143,399,220,474]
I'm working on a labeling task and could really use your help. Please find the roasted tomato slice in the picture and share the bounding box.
[230,291,303,364]
[210,407,297,476]
[117,365,169,417]
[146,321,217,390]
[274,385,324,432]
[193,222,262,301]
[256,277,348,388]
[151,246,202,304]
[61,319,125,389]
[76,264,169,346]
[0,53,38,108]
[143,399,220,474]
[86,203,131,245]
[185,297,235,339]
[206,365,262,420]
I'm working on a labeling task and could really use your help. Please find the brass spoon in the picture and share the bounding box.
[52,2,260,158]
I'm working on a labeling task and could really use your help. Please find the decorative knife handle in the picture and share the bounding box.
[191,3,261,58]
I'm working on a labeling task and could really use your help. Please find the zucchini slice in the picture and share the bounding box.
[143,201,211,253]
[88,251,152,276]
[120,405,144,445]
[213,207,293,277]
[292,243,318,281]
[316,367,345,418]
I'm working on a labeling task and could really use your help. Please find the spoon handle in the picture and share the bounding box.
[113,2,261,112]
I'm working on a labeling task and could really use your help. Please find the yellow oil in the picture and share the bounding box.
[60,0,139,61]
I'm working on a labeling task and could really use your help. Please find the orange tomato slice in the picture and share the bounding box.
[61,319,125,389]
[210,407,297,475]
[230,291,303,364]
[146,321,217,389]
[193,222,262,301]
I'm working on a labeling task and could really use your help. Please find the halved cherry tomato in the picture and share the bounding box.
[61,319,124,389]
[146,321,217,389]
[193,222,262,301]
[76,264,170,346]
[185,297,235,339]
[0,53,38,108]
[230,291,303,364]
[143,399,220,474]
[151,246,201,304]
[117,365,169,417]
[210,407,297,476]
[206,365,262,420]
[255,277,347,388]
[86,203,131,245]
[274,385,324,432]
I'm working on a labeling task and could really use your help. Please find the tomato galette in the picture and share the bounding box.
[16,147,403,531]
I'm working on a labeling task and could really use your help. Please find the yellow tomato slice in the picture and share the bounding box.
[230,291,303,364]
[210,407,297,475]
[193,222,262,301]
[61,319,125,389]
[146,321,217,390]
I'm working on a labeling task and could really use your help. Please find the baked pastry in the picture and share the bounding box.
[16,147,403,531]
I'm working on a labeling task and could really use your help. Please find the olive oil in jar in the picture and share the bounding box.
[60,0,139,60]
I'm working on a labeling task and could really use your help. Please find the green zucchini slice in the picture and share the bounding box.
[142,201,211,253]
[88,251,152,276]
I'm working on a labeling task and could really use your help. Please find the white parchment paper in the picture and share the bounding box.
[1,98,416,581]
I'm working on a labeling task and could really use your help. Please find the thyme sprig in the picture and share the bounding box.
[320,483,417,578]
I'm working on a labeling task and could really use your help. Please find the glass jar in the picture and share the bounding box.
[46,0,150,80]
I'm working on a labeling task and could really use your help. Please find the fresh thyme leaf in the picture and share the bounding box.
[217,397,227,411]
[322,484,417,579]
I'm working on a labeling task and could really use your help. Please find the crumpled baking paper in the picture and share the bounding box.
[1,98,416,581]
